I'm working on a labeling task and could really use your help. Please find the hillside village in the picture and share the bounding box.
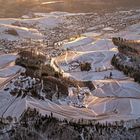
[0,8,140,140]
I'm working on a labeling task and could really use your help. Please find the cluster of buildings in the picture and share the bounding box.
[64,10,140,32]
[67,86,91,108]
[0,10,139,57]
[9,75,42,98]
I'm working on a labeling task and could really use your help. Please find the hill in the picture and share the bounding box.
[0,0,140,17]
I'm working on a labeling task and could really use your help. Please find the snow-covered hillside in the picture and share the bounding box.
[0,10,140,126]
[52,21,140,123]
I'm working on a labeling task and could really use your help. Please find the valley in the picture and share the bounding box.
[0,7,140,140]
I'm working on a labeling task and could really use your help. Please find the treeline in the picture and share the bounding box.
[8,107,131,140]
[112,37,139,55]
[16,49,46,78]
[111,54,140,83]
[112,37,140,83]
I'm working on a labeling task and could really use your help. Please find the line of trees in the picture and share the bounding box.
[6,107,134,140]
[111,54,140,83]
[112,37,139,55]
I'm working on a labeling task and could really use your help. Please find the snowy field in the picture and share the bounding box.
[55,36,125,81]
[51,22,140,122]
[0,54,24,90]
[113,23,140,40]
[0,24,43,41]
[0,11,140,124]
[56,50,117,71]
[0,12,64,41]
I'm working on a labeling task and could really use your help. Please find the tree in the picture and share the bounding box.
[6,29,19,36]
[111,54,116,65]
[80,62,91,71]
[109,72,113,78]
[134,72,140,83]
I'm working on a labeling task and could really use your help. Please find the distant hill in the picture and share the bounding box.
[0,0,139,18]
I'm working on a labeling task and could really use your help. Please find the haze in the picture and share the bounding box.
[0,0,140,17]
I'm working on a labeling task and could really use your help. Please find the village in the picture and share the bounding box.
[0,8,140,140]
[0,9,140,55]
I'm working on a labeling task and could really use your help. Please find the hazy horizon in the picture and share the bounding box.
[0,0,140,17]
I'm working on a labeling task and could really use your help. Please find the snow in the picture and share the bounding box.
[92,80,140,98]
[0,54,17,68]
[103,27,114,31]
[50,22,140,122]
[0,24,43,41]
[63,70,126,81]
[0,54,24,90]
[36,16,62,29]
[0,66,22,78]
[0,12,140,124]
[64,37,94,50]
[63,39,117,52]
[113,23,140,41]
[41,1,64,5]
[22,15,30,19]
[83,32,101,37]
[0,13,64,41]
[130,100,140,115]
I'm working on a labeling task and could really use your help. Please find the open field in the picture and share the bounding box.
[0,10,140,124]
[0,54,24,89]
[51,22,140,122]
